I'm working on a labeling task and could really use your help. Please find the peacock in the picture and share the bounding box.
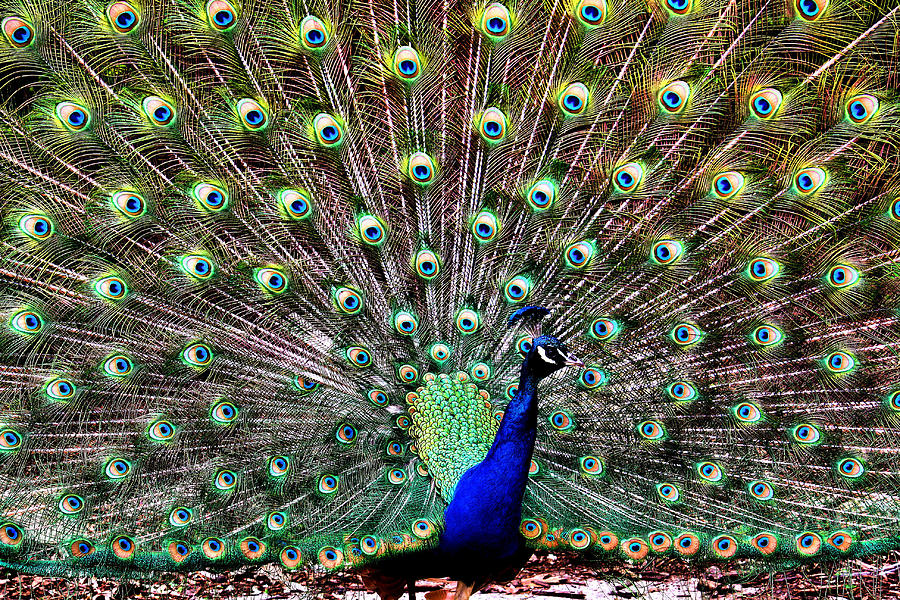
[0,0,898,596]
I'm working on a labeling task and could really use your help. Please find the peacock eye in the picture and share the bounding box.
[318,474,339,493]
[94,276,129,300]
[558,82,589,117]
[107,2,140,34]
[206,0,237,31]
[665,0,692,14]
[111,190,147,218]
[696,461,723,483]
[675,533,700,556]
[313,113,343,147]
[526,180,557,211]
[105,458,132,479]
[478,107,507,142]
[334,286,363,314]
[825,265,859,288]
[712,535,737,558]
[747,257,779,281]
[796,532,821,555]
[472,210,500,242]
[103,354,134,377]
[429,343,452,363]
[503,275,531,303]
[791,423,821,444]
[751,325,783,347]
[408,152,436,185]
[612,163,643,192]
[254,267,288,293]
[671,323,703,346]
[666,381,696,401]
[651,240,683,265]
[836,457,864,478]
[656,483,679,501]
[169,541,191,562]
[281,546,302,568]
[56,102,91,131]
[236,98,268,131]
[10,310,44,334]
[46,378,76,400]
[846,94,878,124]
[387,468,407,484]
[358,214,386,244]
[733,401,763,423]
[414,249,440,279]
[148,420,176,442]
[0,429,22,451]
[202,538,224,559]
[574,0,605,26]
[269,456,290,476]
[748,480,774,500]
[564,241,594,268]
[280,189,312,220]
[824,351,854,373]
[827,532,852,552]
[393,310,418,335]
[210,400,238,424]
[346,346,372,367]
[480,2,511,39]
[294,376,319,392]
[367,389,389,406]
[192,182,229,212]
[470,362,491,381]
[181,255,214,279]
[795,0,827,20]
[579,455,603,475]
[267,511,286,530]
[215,469,237,490]
[638,420,665,440]
[300,15,329,49]
[71,539,95,557]
[112,535,136,559]
[748,88,782,119]
[182,342,213,367]
[18,214,54,240]
[2,17,34,48]
[393,46,422,80]
[579,367,605,389]
[793,167,826,194]
[712,171,745,200]
[58,494,85,515]
[455,308,481,333]
[169,507,193,527]
[516,335,533,357]
[397,364,419,383]
[658,81,690,114]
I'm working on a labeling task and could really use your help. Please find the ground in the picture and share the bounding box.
[2,552,899,599]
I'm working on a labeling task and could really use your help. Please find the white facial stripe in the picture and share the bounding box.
[536,346,559,364]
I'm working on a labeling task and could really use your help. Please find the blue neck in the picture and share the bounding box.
[436,362,539,573]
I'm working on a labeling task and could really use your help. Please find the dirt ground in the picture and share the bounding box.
[2,552,899,599]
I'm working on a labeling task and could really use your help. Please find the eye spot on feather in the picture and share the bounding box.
[651,240,683,265]
[795,0,827,21]
[112,535,135,560]
[711,535,737,558]
[240,537,266,560]
[357,214,386,244]
[202,537,225,559]
[105,458,131,479]
[236,98,268,131]
[210,400,238,424]
[564,241,595,268]
[622,538,648,560]
[503,275,531,302]
[649,532,671,553]
[456,308,481,333]
[790,423,821,445]
[2,17,34,48]
[478,108,507,143]
[58,494,84,515]
[268,456,290,477]
[142,96,176,127]
[749,88,782,119]
[300,15,329,48]
[579,367,605,389]
[0,523,23,547]
[579,455,603,476]
[214,469,237,491]
[846,94,878,124]
[394,311,418,334]
[387,468,407,484]
[658,81,690,113]
[526,180,557,210]
[712,171,745,200]
[612,163,643,192]
[207,0,237,31]
[334,286,363,314]
[408,152,437,185]
[568,528,591,549]
[107,2,139,34]
[336,423,357,444]
[796,532,821,555]
[414,248,440,279]
[674,533,700,556]
[10,309,44,335]
[192,182,229,212]
[824,351,855,374]
[46,378,76,401]
[0,429,21,451]
[827,531,852,552]
[281,546,302,568]
[479,2,511,39]
[267,511,287,531]
[393,46,422,80]
[825,265,860,288]
[751,325,783,347]
[747,257,779,281]
[573,0,605,26]
[94,276,128,300]
[168,541,191,563]
[664,0,691,15]
[666,381,696,402]
[18,213,54,240]
[558,82,589,116]
[472,210,500,241]
[318,474,339,494]
[836,457,864,479]
[56,102,90,131]
[520,518,543,539]
[751,532,777,554]
[793,167,826,194]
[280,189,312,220]
[70,539,94,557]
[656,483,679,502]
[254,267,288,294]
[103,354,134,377]
[182,342,213,368]
[313,113,343,147]
[148,420,175,442]
[169,507,192,527]
[639,420,666,441]
[671,323,703,346]
[412,519,436,538]
[733,402,763,424]
[696,461,723,483]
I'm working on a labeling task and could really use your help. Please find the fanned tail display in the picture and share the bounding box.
[0,0,898,587]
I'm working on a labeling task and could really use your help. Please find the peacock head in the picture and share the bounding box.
[525,335,584,380]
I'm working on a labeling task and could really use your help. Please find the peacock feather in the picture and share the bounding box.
[0,0,898,594]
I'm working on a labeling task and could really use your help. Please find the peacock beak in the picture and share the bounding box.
[564,353,585,369]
